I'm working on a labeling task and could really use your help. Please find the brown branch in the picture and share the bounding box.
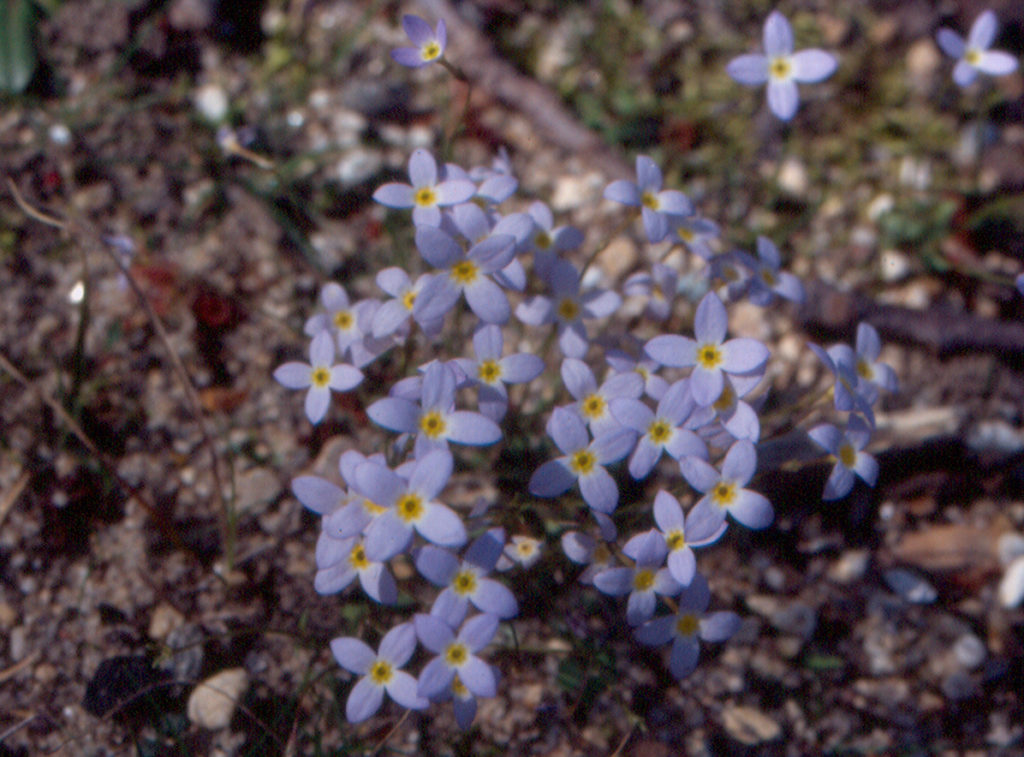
[798,279,1024,358]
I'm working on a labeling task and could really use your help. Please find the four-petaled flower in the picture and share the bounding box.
[937,10,1019,87]
[373,148,476,227]
[391,15,447,68]
[680,439,774,531]
[273,331,364,424]
[593,529,681,626]
[330,622,428,722]
[726,10,838,121]
[645,291,769,407]
[808,416,878,500]
[414,612,500,701]
[452,324,545,421]
[528,407,636,513]
[634,573,741,680]
[604,155,694,243]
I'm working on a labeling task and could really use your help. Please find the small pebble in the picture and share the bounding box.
[187,668,249,730]
[953,634,986,670]
[721,704,781,746]
[884,568,937,604]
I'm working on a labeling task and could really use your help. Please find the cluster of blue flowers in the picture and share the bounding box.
[273,7,1020,731]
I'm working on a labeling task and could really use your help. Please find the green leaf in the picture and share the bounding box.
[0,0,37,93]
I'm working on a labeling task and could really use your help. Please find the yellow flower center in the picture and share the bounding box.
[678,227,695,243]
[369,660,393,685]
[856,359,874,381]
[333,310,354,330]
[534,231,552,250]
[402,290,417,310]
[311,367,331,387]
[759,269,777,286]
[581,394,605,420]
[696,343,723,370]
[362,499,387,515]
[451,260,479,285]
[452,569,478,596]
[665,530,686,551]
[648,419,672,444]
[837,442,857,468]
[965,48,981,66]
[569,449,596,475]
[711,481,737,508]
[770,56,792,80]
[713,384,735,413]
[516,539,538,558]
[477,359,502,384]
[445,642,469,667]
[633,569,655,591]
[414,187,437,207]
[420,410,447,439]
[396,493,424,522]
[641,191,660,211]
[675,613,699,637]
[421,41,441,61]
[557,297,580,321]
[349,543,369,570]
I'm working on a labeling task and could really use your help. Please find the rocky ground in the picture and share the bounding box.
[2,0,1024,755]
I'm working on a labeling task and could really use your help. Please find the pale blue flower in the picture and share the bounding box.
[528,407,636,513]
[726,11,838,121]
[610,378,708,480]
[623,263,679,321]
[416,528,518,623]
[414,612,500,700]
[560,357,644,436]
[452,324,544,421]
[743,236,805,306]
[350,449,466,561]
[680,439,774,531]
[648,490,726,586]
[515,258,621,358]
[634,573,741,680]
[391,15,447,68]
[413,226,517,324]
[367,361,502,456]
[593,529,681,626]
[373,149,476,227]
[313,533,397,603]
[330,622,427,723]
[645,291,769,407]
[937,10,1019,87]
[808,416,878,500]
[604,155,693,243]
[273,331,364,423]
[808,342,876,429]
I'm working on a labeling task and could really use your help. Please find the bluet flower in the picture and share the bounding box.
[645,291,769,407]
[415,612,500,700]
[373,149,476,227]
[273,331,364,423]
[452,324,544,421]
[648,490,726,586]
[593,530,681,626]
[726,11,838,121]
[528,407,636,514]
[330,622,427,722]
[604,155,693,243]
[391,15,447,68]
[680,439,774,530]
[808,416,878,500]
[634,573,741,680]
[937,10,1019,87]
[560,357,643,436]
